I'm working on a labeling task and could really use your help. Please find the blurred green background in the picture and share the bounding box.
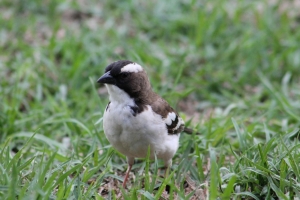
[1,0,300,199]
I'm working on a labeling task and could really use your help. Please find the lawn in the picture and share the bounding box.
[1,0,300,199]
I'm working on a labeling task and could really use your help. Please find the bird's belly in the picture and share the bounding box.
[103,104,179,160]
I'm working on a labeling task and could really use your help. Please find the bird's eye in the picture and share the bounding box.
[120,73,129,79]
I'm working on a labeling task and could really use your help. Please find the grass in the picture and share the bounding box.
[1,0,300,199]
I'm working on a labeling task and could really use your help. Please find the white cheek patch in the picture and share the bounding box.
[106,85,135,105]
[121,63,143,73]
[164,112,177,125]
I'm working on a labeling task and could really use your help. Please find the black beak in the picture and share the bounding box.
[97,71,116,84]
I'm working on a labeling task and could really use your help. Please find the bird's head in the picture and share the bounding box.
[97,60,152,102]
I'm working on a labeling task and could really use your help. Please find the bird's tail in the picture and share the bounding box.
[183,127,200,135]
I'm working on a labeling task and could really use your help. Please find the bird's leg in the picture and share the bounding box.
[164,159,172,178]
[122,157,134,188]
[122,164,132,188]
[161,160,172,192]
[164,166,170,178]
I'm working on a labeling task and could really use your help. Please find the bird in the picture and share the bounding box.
[97,60,196,188]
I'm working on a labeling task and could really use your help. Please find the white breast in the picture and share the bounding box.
[103,85,179,163]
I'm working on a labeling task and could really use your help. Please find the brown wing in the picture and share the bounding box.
[150,95,185,135]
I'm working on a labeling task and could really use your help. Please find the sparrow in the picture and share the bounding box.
[97,60,195,188]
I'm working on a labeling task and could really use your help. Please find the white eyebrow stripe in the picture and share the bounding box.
[121,63,143,73]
